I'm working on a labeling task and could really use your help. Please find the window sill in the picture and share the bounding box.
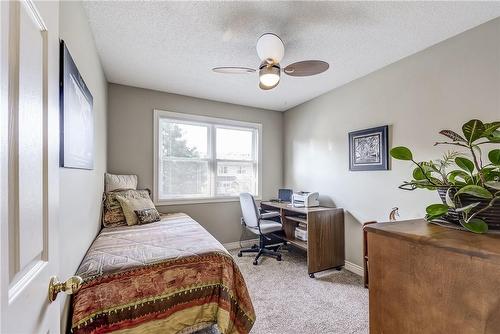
[155,196,262,206]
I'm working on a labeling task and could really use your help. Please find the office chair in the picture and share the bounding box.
[238,192,284,265]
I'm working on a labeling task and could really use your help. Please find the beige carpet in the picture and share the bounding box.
[232,247,369,334]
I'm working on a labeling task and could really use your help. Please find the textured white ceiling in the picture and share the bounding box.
[83,1,500,111]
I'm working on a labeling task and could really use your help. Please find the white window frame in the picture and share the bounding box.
[153,109,262,205]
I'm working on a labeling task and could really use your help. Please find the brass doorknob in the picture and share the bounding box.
[48,275,83,302]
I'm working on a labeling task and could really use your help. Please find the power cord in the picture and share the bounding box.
[239,217,248,249]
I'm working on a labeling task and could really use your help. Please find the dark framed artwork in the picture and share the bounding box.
[59,40,94,169]
[348,125,389,171]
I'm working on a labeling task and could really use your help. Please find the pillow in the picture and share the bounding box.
[134,208,161,225]
[116,195,157,226]
[105,173,138,192]
[102,189,151,227]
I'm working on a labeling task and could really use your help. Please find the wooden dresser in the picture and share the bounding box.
[365,220,500,334]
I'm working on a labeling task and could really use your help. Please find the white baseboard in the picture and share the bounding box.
[223,238,259,251]
[225,240,365,278]
[344,260,364,277]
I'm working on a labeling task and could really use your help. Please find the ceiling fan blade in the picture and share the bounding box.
[212,67,256,74]
[283,60,329,77]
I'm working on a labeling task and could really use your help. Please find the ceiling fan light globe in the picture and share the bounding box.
[260,73,280,87]
[259,63,280,88]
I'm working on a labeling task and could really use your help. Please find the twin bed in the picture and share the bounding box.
[70,213,255,334]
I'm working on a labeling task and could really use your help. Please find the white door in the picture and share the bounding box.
[1,1,61,333]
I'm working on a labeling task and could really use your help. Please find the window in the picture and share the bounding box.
[154,110,261,204]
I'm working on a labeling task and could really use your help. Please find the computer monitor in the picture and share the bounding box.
[278,189,293,202]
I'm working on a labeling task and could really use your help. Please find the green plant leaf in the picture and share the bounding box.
[413,167,425,180]
[488,149,500,165]
[483,168,500,182]
[482,122,500,137]
[460,218,488,234]
[462,119,485,144]
[390,147,413,161]
[485,181,500,190]
[448,170,469,184]
[487,130,500,143]
[445,188,455,208]
[456,185,493,199]
[412,164,434,181]
[425,203,449,217]
[408,179,439,190]
[455,157,475,173]
[426,214,443,221]
[455,202,480,213]
[426,177,444,187]
[439,130,466,142]
[421,160,438,172]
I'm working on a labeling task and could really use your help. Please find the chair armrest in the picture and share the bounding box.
[260,211,281,219]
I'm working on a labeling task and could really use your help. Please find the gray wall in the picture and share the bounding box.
[107,84,283,243]
[284,18,500,267]
[58,1,107,330]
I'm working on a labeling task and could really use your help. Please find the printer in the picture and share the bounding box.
[292,191,319,207]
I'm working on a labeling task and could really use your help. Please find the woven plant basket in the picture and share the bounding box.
[437,188,500,230]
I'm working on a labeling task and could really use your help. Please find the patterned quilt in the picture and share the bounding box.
[71,213,255,334]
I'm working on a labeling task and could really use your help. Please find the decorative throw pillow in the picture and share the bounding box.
[105,173,138,192]
[134,208,161,225]
[116,195,156,226]
[102,189,151,227]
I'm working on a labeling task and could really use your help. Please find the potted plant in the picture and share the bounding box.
[390,119,500,233]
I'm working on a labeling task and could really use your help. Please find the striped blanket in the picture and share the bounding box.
[71,213,255,334]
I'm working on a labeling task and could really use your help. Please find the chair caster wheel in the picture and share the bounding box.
[253,260,258,265]
[237,252,242,257]
[276,255,282,261]
[335,266,342,271]
[309,273,315,278]
[251,244,258,249]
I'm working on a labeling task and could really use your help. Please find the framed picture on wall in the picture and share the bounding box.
[60,40,94,169]
[348,125,389,171]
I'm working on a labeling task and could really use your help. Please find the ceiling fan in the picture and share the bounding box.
[212,33,329,90]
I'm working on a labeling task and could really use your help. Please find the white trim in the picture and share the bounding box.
[22,0,47,32]
[153,109,263,205]
[154,196,262,206]
[154,110,261,129]
[224,238,365,278]
[223,238,259,251]
[344,260,364,277]
[153,110,159,204]
[157,196,262,206]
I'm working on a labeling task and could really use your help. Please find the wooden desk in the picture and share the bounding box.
[365,220,500,334]
[260,201,344,277]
